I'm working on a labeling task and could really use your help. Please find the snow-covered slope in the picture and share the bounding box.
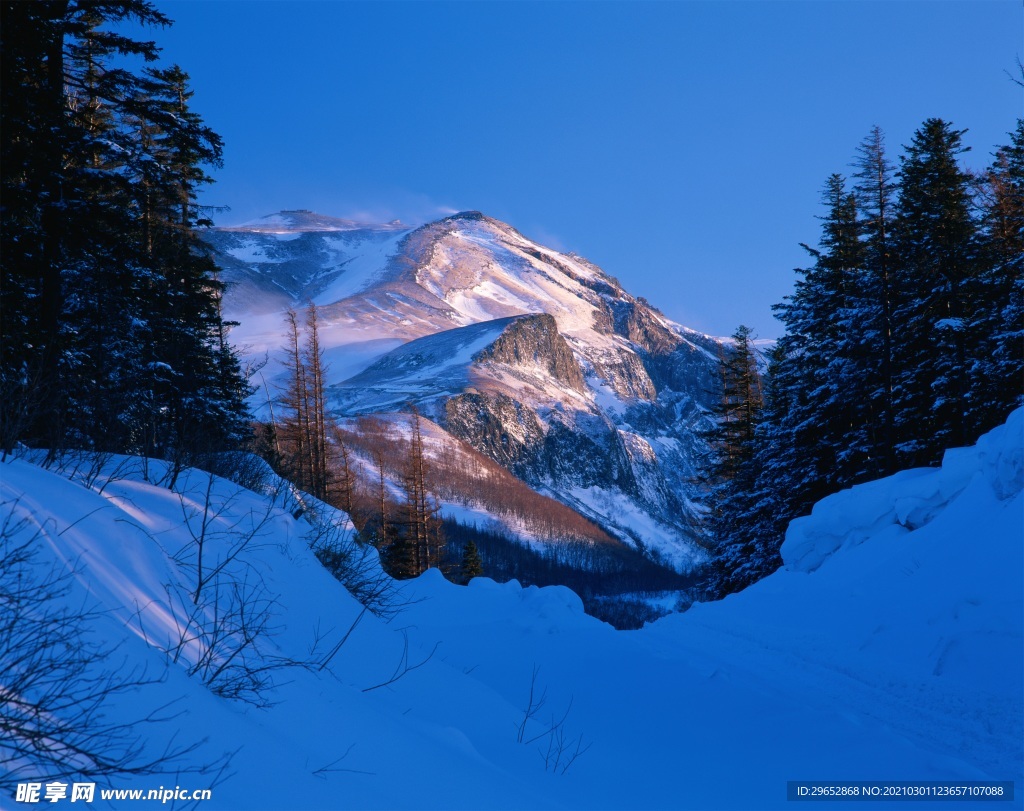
[208,211,720,566]
[3,411,1020,809]
[219,209,408,234]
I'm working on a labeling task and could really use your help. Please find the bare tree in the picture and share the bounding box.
[278,308,309,491]
[399,408,444,577]
[0,499,222,788]
[328,422,356,517]
[138,470,294,706]
[303,303,329,500]
[515,665,591,775]
[304,507,401,621]
[277,304,332,500]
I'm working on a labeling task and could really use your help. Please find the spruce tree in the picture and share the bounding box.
[701,118,1019,600]
[770,174,865,507]
[705,325,765,597]
[852,126,898,477]
[973,121,1024,431]
[892,119,980,464]
[0,1,168,455]
[711,176,866,596]
[459,539,484,584]
[0,2,251,462]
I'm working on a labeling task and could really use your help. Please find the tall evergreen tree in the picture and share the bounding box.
[892,119,980,464]
[852,126,898,477]
[704,325,765,597]
[973,121,1024,430]
[0,2,250,462]
[1,1,167,455]
[770,174,865,507]
[703,118,1019,600]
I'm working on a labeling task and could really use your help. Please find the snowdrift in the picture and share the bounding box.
[1,410,1021,809]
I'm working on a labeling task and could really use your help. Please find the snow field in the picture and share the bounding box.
[2,413,1019,809]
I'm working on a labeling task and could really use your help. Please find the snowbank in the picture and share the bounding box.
[2,411,1020,808]
[784,408,1023,572]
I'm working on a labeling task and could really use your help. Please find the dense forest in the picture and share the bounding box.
[704,119,1023,598]
[1,1,250,472]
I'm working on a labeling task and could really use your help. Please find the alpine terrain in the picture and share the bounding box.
[209,210,725,571]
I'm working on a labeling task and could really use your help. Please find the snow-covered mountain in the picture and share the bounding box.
[209,211,721,567]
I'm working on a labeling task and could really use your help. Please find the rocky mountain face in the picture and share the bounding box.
[208,210,722,568]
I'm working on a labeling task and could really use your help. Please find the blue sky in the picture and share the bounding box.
[145,1,1021,338]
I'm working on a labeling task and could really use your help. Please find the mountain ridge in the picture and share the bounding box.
[219,209,408,233]
[208,209,722,567]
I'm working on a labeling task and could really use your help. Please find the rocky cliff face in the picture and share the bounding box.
[474,314,587,394]
[209,210,723,568]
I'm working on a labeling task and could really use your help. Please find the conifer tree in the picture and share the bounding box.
[891,119,979,464]
[852,126,898,477]
[973,121,1024,431]
[704,326,765,596]
[459,539,484,584]
[0,2,251,461]
[703,118,1019,600]
[770,174,865,506]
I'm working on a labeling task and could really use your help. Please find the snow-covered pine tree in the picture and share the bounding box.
[972,121,1024,432]
[768,174,866,508]
[891,119,980,465]
[705,325,764,597]
[131,65,251,470]
[851,126,898,478]
[712,175,869,598]
[700,118,1019,600]
[0,2,250,462]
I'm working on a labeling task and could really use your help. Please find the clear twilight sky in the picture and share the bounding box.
[138,1,1021,339]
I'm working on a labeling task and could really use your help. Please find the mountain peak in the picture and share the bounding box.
[443,210,487,223]
[217,209,408,234]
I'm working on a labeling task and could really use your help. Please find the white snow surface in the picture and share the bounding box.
[312,230,411,305]
[223,211,408,234]
[3,414,1020,809]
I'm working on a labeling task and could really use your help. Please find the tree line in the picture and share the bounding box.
[443,520,693,628]
[256,305,454,581]
[705,118,1023,598]
[1,1,251,469]
[336,413,617,547]
[257,304,644,588]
